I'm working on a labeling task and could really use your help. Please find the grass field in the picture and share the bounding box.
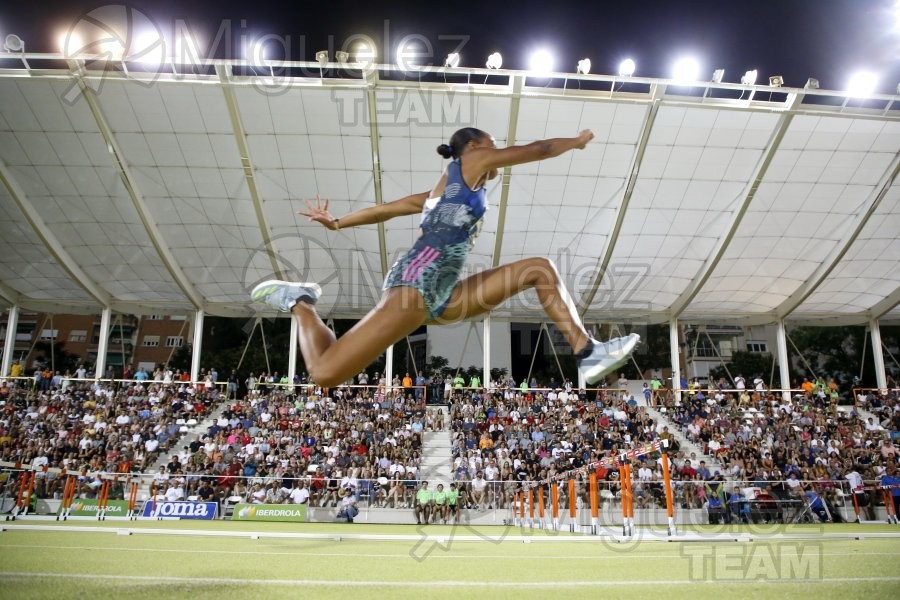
[1,521,898,599]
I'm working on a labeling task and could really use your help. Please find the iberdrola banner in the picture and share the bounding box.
[58,498,129,516]
[230,503,307,522]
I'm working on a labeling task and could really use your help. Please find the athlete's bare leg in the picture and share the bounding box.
[434,257,590,354]
[291,286,427,387]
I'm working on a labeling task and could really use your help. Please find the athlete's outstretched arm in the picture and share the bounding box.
[298,192,430,230]
[465,130,594,174]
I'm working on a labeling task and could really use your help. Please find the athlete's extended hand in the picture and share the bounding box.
[574,129,594,149]
[297,195,337,230]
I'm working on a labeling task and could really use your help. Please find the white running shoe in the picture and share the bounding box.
[577,333,640,385]
[251,280,322,312]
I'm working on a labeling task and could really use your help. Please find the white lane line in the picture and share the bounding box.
[1,544,898,560]
[1,572,899,587]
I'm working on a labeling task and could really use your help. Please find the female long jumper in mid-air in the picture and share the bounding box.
[252,127,639,387]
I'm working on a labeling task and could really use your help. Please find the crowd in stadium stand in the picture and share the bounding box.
[0,376,220,500]
[2,365,897,523]
[161,383,448,509]
[656,378,899,519]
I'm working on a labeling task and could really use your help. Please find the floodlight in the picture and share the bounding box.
[618,58,636,76]
[576,58,591,75]
[847,71,877,97]
[711,69,724,83]
[740,69,757,85]
[896,82,900,95]
[247,40,266,65]
[335,50,349,63]
[353,42,376,65]
[58,32,83,57]
[100,36,125,60]
[3,34,24,52]
[673,57,700,83]
[131,31,164,66]
[768,75,784,87]
[316,50,329,66]
[528,49,554,73]
[445,52,460,68]
[804,78,820,90]
[486,52,502,69]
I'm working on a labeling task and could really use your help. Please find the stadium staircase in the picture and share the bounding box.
[626,381,726,476]
[418,405,454,486]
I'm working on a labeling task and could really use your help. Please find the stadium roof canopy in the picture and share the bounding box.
[0,53,898,326]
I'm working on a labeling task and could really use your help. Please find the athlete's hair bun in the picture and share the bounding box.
[436,143,456,159]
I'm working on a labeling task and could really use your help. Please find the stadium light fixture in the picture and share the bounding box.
[335,50,349,63]
[58,32,83,57]
[316,50,329,66]
[740,69,757,85]
[576,58,591,75]
[131,31,164,66]
[486,52,502,69]
[618,58,636,76]
[711,69,724,83]
[804,78,820,90]
[100,36,125,60]
[672,57,700,83]
[528,49,554,74]
[847,71,877,97]
[176,31,202,64]
[353,41,376,65]
[247,40,266,65]
[445,52,460,68]
[3,34,24,52]
[768,75,784,87]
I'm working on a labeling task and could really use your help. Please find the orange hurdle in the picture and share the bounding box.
[97,480,105,520]
[620,461,634,536]
[58,476,77,521]
[128,480,139,519]
[568,478,576,532]
[538,486,545,529]
[23,471,36,516]
[661,451,676,535]
[528,488,535,528]
[589,472,599,535]
[13,470,28,518]
[550,482,559,531]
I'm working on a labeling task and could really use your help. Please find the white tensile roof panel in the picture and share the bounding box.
[601,107,780,313]
[239,87,384,307]
[694,115,899,315]
[797,181,900,314]
[0,185,91,301]
[501,99,644,308]
[98,80,264,304]
[0,79,187,303]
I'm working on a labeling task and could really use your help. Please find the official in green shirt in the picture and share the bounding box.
[447,482,461,523]
[433,483,448,523]
[414,481,433,525]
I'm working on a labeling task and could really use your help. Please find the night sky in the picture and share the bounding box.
[2,0,899,94]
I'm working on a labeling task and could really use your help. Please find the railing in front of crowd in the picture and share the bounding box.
[0,375,230,394]
[852,387,900,409]
[1,460,897,528]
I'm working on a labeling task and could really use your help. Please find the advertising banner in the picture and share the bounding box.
[57,498,128,517]
[142,501,218,520]
[230,503,307,522]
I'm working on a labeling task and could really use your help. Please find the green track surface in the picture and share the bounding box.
[1,521,898,599]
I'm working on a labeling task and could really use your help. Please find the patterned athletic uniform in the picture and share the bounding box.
[383,159,486,320]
